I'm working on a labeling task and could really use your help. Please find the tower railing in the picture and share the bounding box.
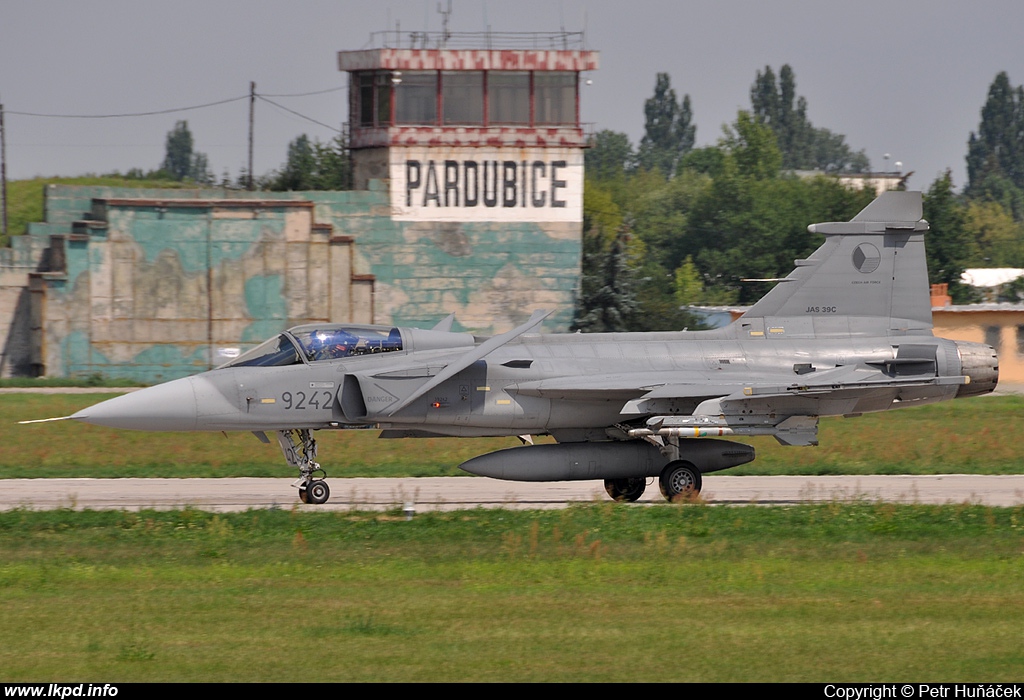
[362,31,586,51]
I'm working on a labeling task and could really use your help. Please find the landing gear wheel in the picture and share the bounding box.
[278,429,328,505]
[306,479,330,505]
[658,461,702,502]
[604,477,647,502]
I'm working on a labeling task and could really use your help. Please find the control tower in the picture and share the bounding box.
[338,32,598,227]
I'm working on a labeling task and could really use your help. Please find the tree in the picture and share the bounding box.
[275,134,316,190]
[583,178,624,253]
[674,95,696,162]
[160,121,212,183]
[750,65,869,173]
[311,135,351,190]
[586,130,635,181]
[963,199,1024,267]
[923,171,979,303]
[162,121,193,180]
[572,219,639,333]
[750,65,807,167]
[636,73,696,177]
[681,143,875,304]
[678,146,726,177]
[966,72,1024,208]
[673,256,704,306]
[189,152,213,185]
[270,134,350,191]
[809,127,870,174]
[967,170,1024,221]
[720,111,782,181]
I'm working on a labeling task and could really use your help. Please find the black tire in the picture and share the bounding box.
[604,477,647,502]
[306,479,330,505]
[658,462,702,502]
[298,486,309,504]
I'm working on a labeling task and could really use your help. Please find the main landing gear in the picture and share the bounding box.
[605,433,704,503]
[654,434,702,502]
[276,429,331,504]
[604,477,647,502]
[603,462,703,504]
[658,461,702,502]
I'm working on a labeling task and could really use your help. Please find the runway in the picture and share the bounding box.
[1,474,1022,512]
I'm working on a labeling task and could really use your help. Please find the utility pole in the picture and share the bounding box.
[248,82,255,191]
[0,97,7,239]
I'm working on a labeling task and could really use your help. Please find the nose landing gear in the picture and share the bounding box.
[277,429,331,505]
[302,478,331,505]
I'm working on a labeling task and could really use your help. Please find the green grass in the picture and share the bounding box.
[2,176,193,246]
[0,376,145,388]
[0,504,1021,681]
[6,392,1024,478]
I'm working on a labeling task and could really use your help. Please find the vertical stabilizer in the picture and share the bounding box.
[736,191,932,338]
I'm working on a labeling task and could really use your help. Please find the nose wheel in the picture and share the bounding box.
[277,429,332,504]
[301,479,331,505]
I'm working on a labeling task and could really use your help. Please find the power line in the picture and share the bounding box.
[258,86,345,98]
[6,86,345,121]
[7,95,250,119]
[3,86,347,183]
[256,96,341,133]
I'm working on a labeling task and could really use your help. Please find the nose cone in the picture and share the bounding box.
[72,377,200,431]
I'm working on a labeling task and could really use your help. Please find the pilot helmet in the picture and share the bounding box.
[309,330,329,351]
[316,329,355,358]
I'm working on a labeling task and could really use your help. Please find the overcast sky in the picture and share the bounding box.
[2,0,1023,191]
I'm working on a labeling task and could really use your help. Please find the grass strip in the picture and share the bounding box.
[0,503,1021,681]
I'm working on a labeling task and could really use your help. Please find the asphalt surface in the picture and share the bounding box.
[1,475,1022,512]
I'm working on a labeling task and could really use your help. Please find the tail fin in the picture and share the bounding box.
[735,191,932,338]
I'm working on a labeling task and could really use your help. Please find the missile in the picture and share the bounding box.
[629,426,740,438]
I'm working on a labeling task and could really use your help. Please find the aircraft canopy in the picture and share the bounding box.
[223,325,404,368]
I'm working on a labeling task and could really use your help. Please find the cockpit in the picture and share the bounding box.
[222,324,404,368]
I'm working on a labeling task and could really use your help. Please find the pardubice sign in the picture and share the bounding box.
[389,147,583,222]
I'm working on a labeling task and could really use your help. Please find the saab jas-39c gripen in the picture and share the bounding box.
[29,191,999,504]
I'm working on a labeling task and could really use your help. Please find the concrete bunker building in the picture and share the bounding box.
[0,33,598,381]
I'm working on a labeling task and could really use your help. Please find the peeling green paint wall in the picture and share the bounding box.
[9,182,580,381]
[309,191,580,332]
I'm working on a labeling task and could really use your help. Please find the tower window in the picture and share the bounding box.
[395,71,438,125]
[355,69,580,128]
[489,72,530,125]
[354,71,393,127]
[535,72,576,125]
[375,73,392,125]
[442,71,484,125]
[358,73,376,127]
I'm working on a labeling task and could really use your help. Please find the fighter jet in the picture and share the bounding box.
[30,191,998,503]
